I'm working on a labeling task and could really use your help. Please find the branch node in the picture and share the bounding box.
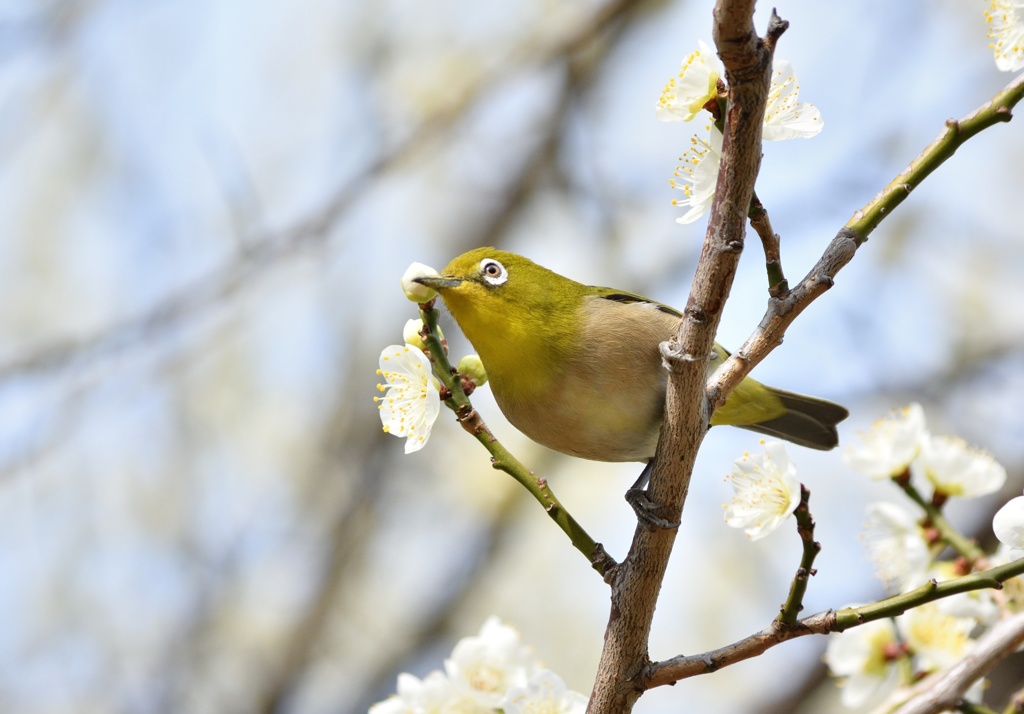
[660,340,713,372]
[765,9,789,47]
[683,299,707,324]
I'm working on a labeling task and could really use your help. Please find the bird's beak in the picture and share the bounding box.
[414,275,462,289]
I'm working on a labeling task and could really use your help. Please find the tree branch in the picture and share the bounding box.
[586,4,780,712]
[778,485,821,625]
[748,191,788,296]
[885,612,1024,714]
[587,13,1024,714]
[646,557,1024,688]
[895,476,987,565]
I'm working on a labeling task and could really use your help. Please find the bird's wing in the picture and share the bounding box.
[590,286,682,318]
[591,286,733,363]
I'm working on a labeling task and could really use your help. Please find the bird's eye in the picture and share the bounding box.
[479,258,508,286]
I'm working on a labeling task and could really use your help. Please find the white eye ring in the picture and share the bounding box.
[479,258,508,286]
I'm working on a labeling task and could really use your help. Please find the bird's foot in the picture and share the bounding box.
[625,487,680,530]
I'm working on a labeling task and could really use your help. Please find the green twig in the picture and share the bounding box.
[778,485,820,625]
[707,73,1024,410]
[418,304,616,576]
[847,73,1024,239]
[748,193,787,297]
[834,556,1024,631]
[647,557,1024,687]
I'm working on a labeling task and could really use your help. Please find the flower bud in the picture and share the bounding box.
[457,355,488,387]
[403,318,442,351]
[402,262,441,303]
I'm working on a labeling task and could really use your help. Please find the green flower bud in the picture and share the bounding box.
[457,355,488,387]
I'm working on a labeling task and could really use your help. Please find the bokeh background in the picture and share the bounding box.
[2,0,1023,712]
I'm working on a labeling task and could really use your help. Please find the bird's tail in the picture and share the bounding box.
[739,388,849,451]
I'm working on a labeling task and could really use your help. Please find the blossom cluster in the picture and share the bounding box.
[375,263,487,453]
[656,42,823,224]
[658,6,1024,226]
[824,404,1023,708]
[720,405,1022,709]
[370,617,587,714]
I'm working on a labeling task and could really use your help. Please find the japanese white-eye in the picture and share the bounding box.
[415,248,847,462]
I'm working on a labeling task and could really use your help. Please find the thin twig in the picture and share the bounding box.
[707,72,1024,412]
[778,485,820,625]
[895,476,987,565]
[748,191,788,296]
[419,305,614,576]
[646,557,1024,688]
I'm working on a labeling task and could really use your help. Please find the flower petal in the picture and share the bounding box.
[986,0,1024,72]
[993,493,1024,551]
[670,127,722,225]
[376,344,441,453]
[762,59,823,141]
[656,40,724,123]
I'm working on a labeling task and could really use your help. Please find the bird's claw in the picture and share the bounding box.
[625,487,681,530]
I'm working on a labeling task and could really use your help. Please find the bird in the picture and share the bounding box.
[414,247,848,468]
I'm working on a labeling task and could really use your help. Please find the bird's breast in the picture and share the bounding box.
[489,297,678,462]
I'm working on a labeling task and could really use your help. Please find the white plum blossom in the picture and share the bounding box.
[369,671,478,714]
[844,403,928,480]
[824,617,903,708]
[369,618,584,714]
[862,501,931,593]
[670,127,723,225]
[659,47,822,224]
[762,59,823,141]
[402,261,442,303]
[723,440,801,540]
[993,490,1024,556]
[656,40,724,123]
[911,435,1006,499]
[503,669,588,714]
[445,617,542,708]
[986,0,1024,72]
[897,603,975,674]
[376,344,441,453]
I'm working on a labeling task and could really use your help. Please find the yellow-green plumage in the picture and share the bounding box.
[417,248,847,462]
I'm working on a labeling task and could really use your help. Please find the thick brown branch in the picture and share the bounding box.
[586,3,778,712]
